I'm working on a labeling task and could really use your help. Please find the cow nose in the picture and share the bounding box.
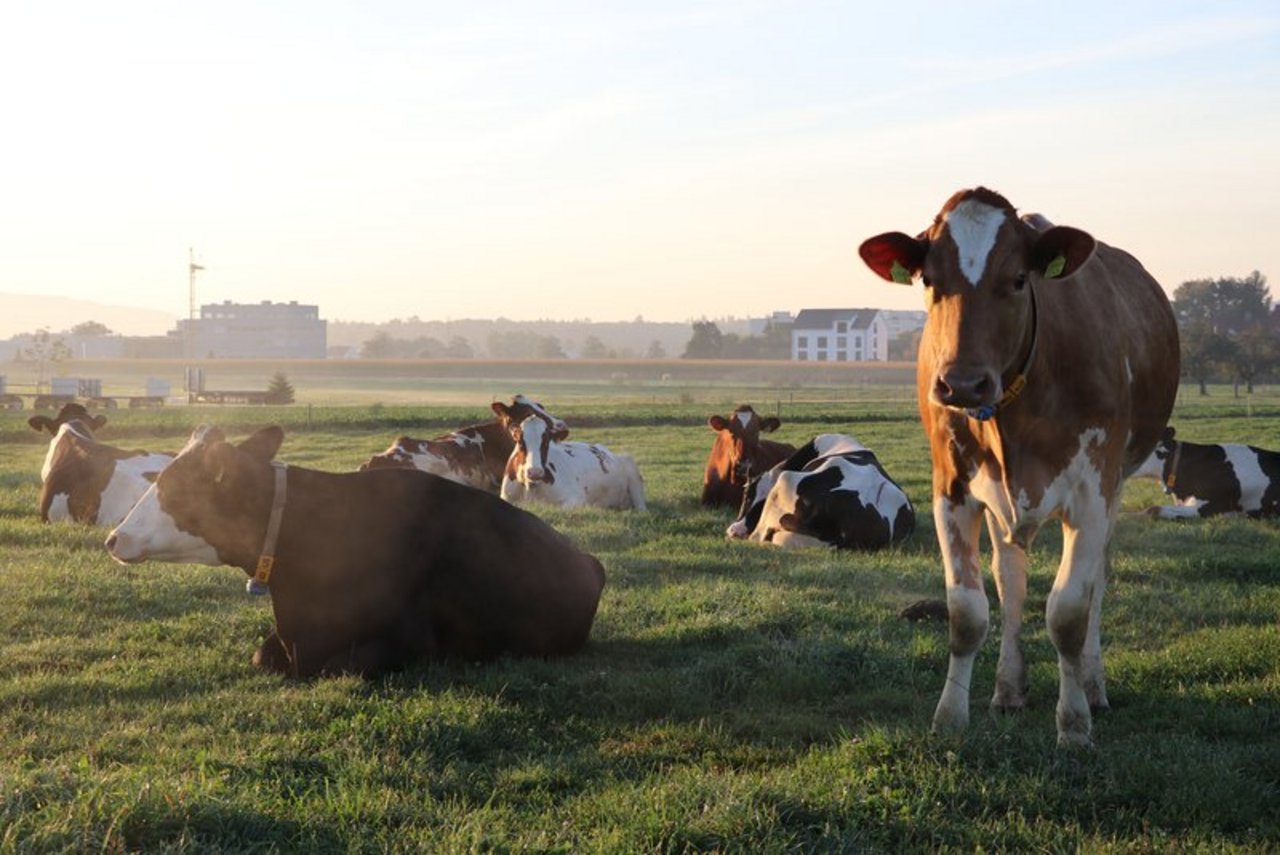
[526,465,545,481]
[934,367,997,408]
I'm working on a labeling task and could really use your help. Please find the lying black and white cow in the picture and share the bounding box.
[726,433,914,549]
[105,425,606,677]
[1132,426,1280,519]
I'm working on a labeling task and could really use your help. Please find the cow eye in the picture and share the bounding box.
[1013,272,1028,291]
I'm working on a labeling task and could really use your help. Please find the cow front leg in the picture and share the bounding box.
[1047,512,1111,748]
[932,498,988,735]
[986,511,1030,712]
[252,631,294,674]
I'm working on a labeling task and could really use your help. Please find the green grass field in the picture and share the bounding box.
[1,381,1278,851]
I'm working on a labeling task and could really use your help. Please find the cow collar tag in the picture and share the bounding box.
[1164,441,1182,493]
[968,284,1039,422]
[253,462,288,587]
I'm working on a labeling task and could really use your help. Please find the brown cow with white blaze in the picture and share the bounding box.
[701,405,795,508]
[106,425,605,677]
[860,187,1179,747]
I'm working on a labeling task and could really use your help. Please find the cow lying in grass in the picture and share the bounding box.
[360,394,568,492]
[106,425,606,677]
[1133,426,1280,519]
[31,405,173,527]
[726,433,914,549]
[501,414,646,510]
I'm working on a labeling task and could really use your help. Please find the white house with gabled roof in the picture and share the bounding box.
[790,308,888,362]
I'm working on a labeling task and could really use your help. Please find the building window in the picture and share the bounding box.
[797,351,808,361]
[836,336,847,348]
[836,321,847,333]
[836,350,847,361]
[817,351,828,361]
[855,347,863,360]
[797,336,808,348]
[817,336,828,348]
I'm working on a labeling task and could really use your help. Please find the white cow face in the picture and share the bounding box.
[512,415,554,483]
[106,479,221,565]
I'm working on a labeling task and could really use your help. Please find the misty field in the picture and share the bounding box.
[1,382,1278,851]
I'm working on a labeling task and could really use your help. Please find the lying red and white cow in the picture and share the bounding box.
[360,395,568,492]
[860,187,1179,746]
[35,421,173,527]
[726,434,915,549]
[1133,426,1280,518]
[501,414,646,510]
[701,405,796,508]
[106,425,606,676]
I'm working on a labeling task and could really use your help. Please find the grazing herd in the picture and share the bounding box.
[18,187,1277,747]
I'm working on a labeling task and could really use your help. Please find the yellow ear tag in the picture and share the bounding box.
[1044,253,1066,279]
[890,260,912,284]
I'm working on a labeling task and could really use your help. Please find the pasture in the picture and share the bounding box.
[1,379,1278,851]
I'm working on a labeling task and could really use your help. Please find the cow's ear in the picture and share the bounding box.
[91,415,108,431]
[708,415,729,432]
[859,232,928,284]
[207,442,239,485]
[491,401,511,421]
[550,426,570,441]
[28,415,53,433]
[778,512,801,532]
[1031,226,1095,280]
[760,417,781,433]
[238,426,285,463]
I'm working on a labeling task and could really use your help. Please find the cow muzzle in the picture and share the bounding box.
[933,365,999,410]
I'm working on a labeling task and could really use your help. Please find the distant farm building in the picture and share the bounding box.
[791,309,889,362]
[178,300,327,359]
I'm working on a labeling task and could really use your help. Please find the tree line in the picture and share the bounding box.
[1173,271,1274,394]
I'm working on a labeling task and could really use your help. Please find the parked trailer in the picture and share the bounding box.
[4,377,171,410]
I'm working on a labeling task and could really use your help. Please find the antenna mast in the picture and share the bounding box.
[187,248,204,360]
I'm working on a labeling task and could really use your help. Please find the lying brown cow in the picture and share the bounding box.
[360,394,568,492]
[860,187,1179,747]
[106,425,606,677]
[701,404,795,508]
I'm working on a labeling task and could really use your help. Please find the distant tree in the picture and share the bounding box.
[1179,322,1235,396]
[682,320,723,359]
[487,330,542,358]
[645,340,667,359]
[888,329,921,361]
[1173,272,1274,393]
[534,336,566,359]
[580,335,609,359]
[1231,326,1276,395]
[264,372,296,405]
[69,320,113,336]
[20,328,72,390]
[444,336,474,359]
[360,331,398,359]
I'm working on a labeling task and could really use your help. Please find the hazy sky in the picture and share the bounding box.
[3,1,1278,329]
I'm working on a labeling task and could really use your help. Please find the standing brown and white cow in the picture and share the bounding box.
[860,187,1179,747]
[701,405,796,508]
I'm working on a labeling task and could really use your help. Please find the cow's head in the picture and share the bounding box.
[507,414,557,484]
[1133,426,1179,481]
[106,425,284,567]
[859,187,1096,415]
[359,437,418,472]
[492,394,569,440]
[708,405,781,485]
[29,403,107,436]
